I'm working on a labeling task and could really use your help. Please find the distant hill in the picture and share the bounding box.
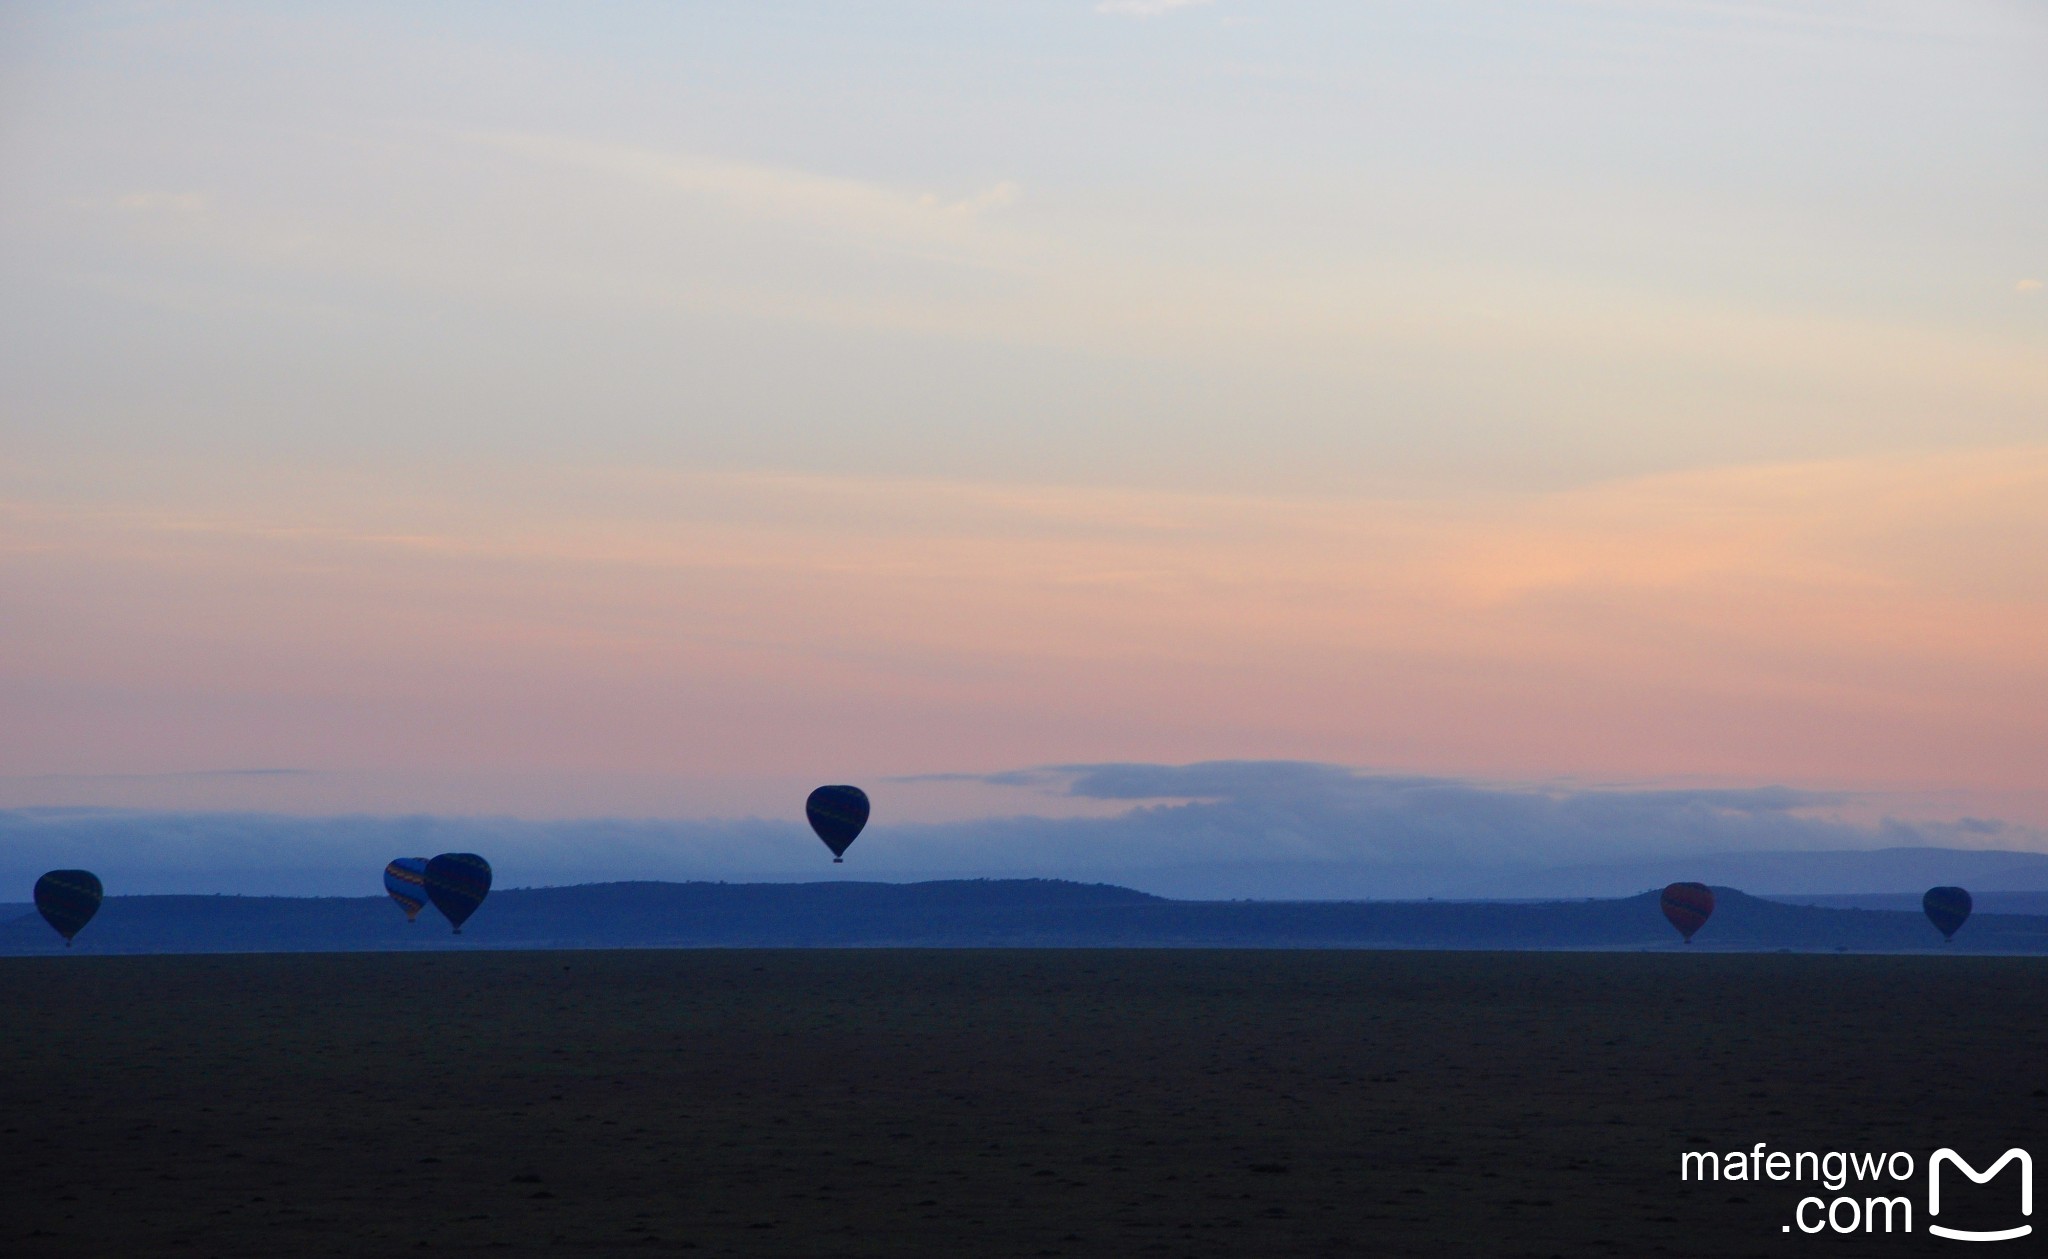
[1769,890,2048,915]
[1450,846,2048,899]
[3,878,2046,955]
[1050,846,2048,900]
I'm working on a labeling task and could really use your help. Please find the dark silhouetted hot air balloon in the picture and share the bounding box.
[806,785,869,863]
[1923,886,1972,942]
[34,870,103,946]
[384,858,429,922]
[1660,882,1715,943]
[424,853,492,934]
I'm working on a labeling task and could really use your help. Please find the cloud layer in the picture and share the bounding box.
[3,762,2032,901]
[1095,0,1213,17]
[5,448,2045,819]
[3,4,2043,841]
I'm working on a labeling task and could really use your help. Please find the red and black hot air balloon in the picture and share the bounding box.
[1660,882,1715,943]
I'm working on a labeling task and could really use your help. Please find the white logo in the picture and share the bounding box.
[1929,1148,2032,1242]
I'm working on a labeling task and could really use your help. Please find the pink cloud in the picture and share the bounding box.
[3,448,2044,819]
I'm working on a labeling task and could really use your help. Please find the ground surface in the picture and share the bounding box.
[2,950,2043,1257]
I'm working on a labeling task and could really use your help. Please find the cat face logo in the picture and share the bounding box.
[1928,1149,2032,1242]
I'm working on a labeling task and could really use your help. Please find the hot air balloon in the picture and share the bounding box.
[1660,882,1715,943]
[34,870,103,947]
[384,858,430,922]
[806,785,869,863]
[424,853,492,934]
[1923,886,1972,942]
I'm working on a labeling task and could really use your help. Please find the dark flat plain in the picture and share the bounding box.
[2,951,2043,1258]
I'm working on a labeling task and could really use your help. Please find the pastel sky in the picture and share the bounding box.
[2,2,2044,847]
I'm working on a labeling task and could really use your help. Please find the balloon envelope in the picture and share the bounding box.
[1660,882,1715,942]
[806,785,870,861]
[1923,886,1972,941]
[34,870,104,945]
[424,853,492,933]
[384,857,429,922]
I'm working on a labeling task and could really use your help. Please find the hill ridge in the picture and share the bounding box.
[6,878,2048,955]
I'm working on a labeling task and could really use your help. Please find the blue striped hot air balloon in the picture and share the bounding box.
[424,853,492,934]
[34,870,104,946]
[806,785,869,863]
[384,858,430,922]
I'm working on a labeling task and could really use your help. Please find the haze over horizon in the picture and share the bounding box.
[4,759,2046,901]
[4,2,2045,878]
